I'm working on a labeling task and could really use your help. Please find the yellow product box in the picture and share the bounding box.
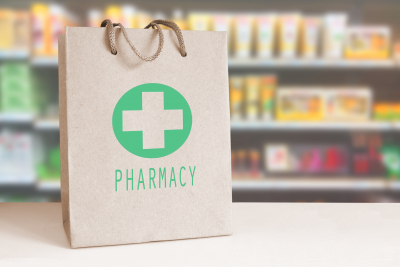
[255,14,277,58]
[0,9,14,51]
[324,88,372,121]
[393,104,400,120]
[32,3,51,56]
[373,103,391,121]
[301,16,320,58]
[278,13,301,58]
[260,75,276,120]
[374,103,400,121]
[245,76,260,120]
[105,5,122,24]
[229,76,244,120]
[276,88,324,121]
[345,27,390,59]
[14,11,30,53]
[188,13,210,31]
[232,14,253,58]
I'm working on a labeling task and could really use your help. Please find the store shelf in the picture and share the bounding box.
[31,57,58,66]
[0,178,36,186]
[228,58,397,69]
[8,57,396,69]
[0,50,29,60]
[35,119,59,130]
[393,122,400,130]
[231,121,394,131]
[0,113,34,123]
[9,119,396,131]
[36,180,60,191]
[232,178,390,191]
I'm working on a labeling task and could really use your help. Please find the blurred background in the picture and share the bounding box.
[1,0,400,202]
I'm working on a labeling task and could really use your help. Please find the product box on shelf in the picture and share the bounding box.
[245,76,260,120]
[324,88,372,121]
[255,13,277,58]
[229,76,244,120]
[276,88,325,121]
[49,5,65,57]
[0,9,14,52]
[380,144,400,180]
[232,149,262,179]
[290,145,348,175]
[374,103,400,121]
[301,16,321,58]
[260,75,276,120]
[345,26,390,59]
[265,144,291,172]
[37,146,61,182]
[0,130,35,184]
[105,5,122,25]
[0,63,34,113]
[32,3,78,57]
[232,14,253,58]
[32,3,51,57]
[248,149,261,177]
[323,13,347,59]
[394,42,400,62]
[278,13,301,58]
[188,13,210,31]
[211,14,231,51]
[13,11,30,54]
[265,143,349,175]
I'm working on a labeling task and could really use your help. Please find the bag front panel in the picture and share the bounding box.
[64,27,231,247]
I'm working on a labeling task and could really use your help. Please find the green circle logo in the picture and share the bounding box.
[112,83,192,158]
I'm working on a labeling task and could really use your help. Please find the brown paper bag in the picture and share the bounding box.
[59,20,232,248]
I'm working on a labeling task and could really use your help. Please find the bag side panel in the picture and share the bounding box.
[58,33,71,246]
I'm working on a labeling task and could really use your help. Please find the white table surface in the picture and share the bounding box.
[1,203,400,267]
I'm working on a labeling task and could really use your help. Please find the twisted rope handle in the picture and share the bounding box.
[101,19,187,61]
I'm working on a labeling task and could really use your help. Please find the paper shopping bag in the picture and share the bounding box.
[59,20,232,248]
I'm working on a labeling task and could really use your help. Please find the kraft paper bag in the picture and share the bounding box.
[59,20,232,248]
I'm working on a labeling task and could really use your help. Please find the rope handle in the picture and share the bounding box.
[101,19,187,61]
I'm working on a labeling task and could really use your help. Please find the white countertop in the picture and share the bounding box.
[1,203,400,267]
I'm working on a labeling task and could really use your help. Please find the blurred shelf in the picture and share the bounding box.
[0,178,35,186]
[228,59,397,69]
[31,57,58,66]
[2,117,398,132]
[0,50,29,60]
[6,57,395,68]
[232,178,390,191]
[36,180,60,191]
[393,122,400,130]
[389,181,400,190]
[35,119,60,130]
[231,121,394,131]
[0,113,34,123]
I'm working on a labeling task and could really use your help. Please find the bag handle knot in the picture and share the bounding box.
[101,19,187,61]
